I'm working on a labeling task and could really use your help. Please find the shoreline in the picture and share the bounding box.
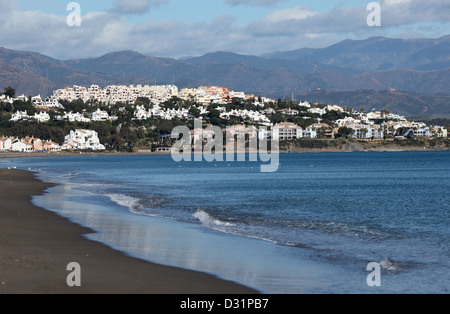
[0,169,258,294]
[0,145,448,159]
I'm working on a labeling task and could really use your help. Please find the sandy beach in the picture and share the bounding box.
[0,169,258,294]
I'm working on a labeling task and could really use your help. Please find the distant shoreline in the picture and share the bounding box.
[0,140,448,159]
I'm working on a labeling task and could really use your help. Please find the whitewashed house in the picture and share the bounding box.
[41,97,64,109]
[326,105,345,112]
[11,139,33,152]
[0,137,13,151]
[10,111,30,122]
[91,109,110,122]
[33,112,51,123]
[56,112,91,123]
[302,127,318,139]
[412,128,431,138]
[307,107,327,115]
[62,129,106,151]
[298,101,311,108]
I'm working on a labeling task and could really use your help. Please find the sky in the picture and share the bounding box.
[0,0,449,59]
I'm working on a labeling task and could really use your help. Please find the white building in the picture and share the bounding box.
[11,139,33,152]
[56,112,91,123]
[0,137,13,151]
[412,128,431,138]
[336,117,361,127]
[91,109,110,122]
[53,84,178,105]
[62,129,106,151]
[10,111,50,123]
[302,128,318,139]
[307,107,327,115]
[33,112,51,123]
[10,111,30,122]
[36,97,64,109]
[298,101,311,108]
[272,123,303,140]
[348,124,384,139]
[326,105,344,112]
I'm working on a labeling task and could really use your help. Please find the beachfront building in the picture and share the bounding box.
[42,140,62,152]
[62,129,106,151]
[412,128,432,138]
[272,123,303,140]
[1,136,61,152]
[308,123,336,139]
[347,124,384,139]
[11,138,33,152]
[0,137,12,151]
[302,127,318,139]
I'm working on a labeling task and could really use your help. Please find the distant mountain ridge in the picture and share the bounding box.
[263,36,450,71]
[0,35,449,117]
[298,89,450,118]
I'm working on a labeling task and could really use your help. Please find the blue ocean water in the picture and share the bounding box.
[1,151,449,293]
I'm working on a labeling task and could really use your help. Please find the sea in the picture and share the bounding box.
[1,151,449,294]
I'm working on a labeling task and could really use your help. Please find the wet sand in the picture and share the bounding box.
[0,169,258,294]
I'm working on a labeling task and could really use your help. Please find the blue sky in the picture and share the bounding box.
[2,0,449,59]
[18,0,369,23]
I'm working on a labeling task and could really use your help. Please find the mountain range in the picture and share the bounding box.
[0,35,449,117]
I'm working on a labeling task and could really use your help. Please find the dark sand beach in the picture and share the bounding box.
[0,169,258,294]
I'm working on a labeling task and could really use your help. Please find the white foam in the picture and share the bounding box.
[107,194,141,211]
[380,258,400,271]
[194,209,235,228]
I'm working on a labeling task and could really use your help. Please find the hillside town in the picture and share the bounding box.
[0,84,448,153]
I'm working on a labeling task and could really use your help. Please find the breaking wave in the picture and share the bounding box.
[380,258,402,271]
[194,209,236,228]
[107,193,141,211]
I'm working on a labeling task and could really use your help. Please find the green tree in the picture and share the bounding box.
[3,86,16,98]
[337,126,353,138]
[189,107,201,118]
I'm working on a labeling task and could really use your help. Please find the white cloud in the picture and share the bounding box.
[383,0,412,6]
[225,0,287,7]
[0,0,448,59]
[264,6,318,23]
[110,0,169,15]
